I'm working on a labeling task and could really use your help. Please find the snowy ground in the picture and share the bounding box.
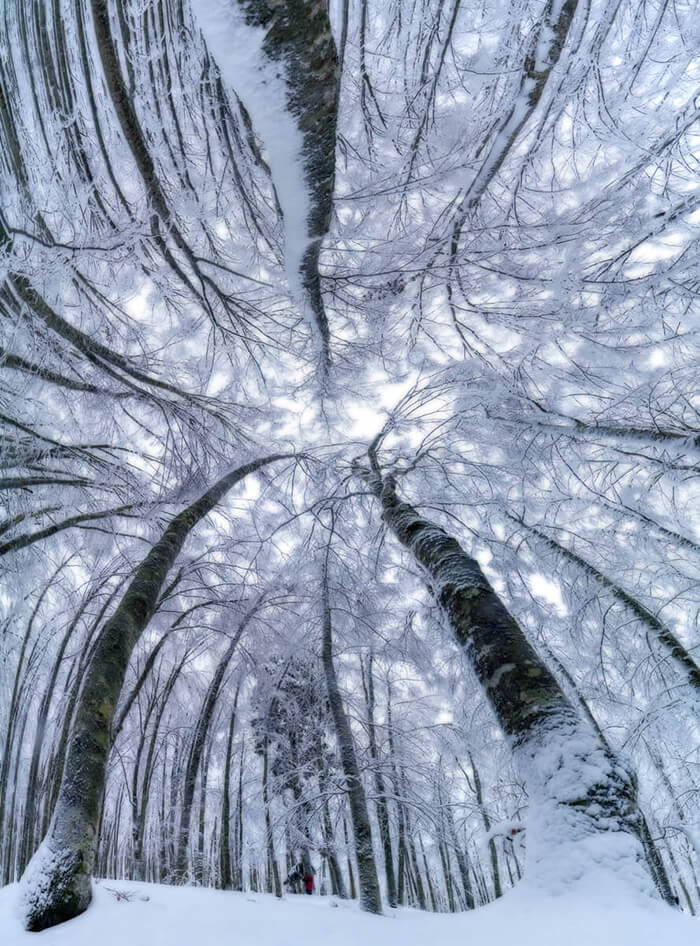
[1,878,698,945]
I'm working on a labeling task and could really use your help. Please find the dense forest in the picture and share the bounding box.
[0,0,698,934]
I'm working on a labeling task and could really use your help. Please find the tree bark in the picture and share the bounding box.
[321,559,382,913]
[20,454,292,930]
[361,652,397,907]
[362,452,655,899]
[219,683,241,889]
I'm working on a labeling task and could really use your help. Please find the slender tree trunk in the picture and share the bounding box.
[262,732,282,897]
[512,517,700,691]
[318,762,347,898]
[219,684,240,889]
[130,694,158,881]
[195,737,214,885]
[20,454,292,931]
[418,832,438,911]
[466,752,502,900]
[362,652,397,907]
[402,780,427,910]
[439,836,456,912]
[445,799,475,909]
[0,564,70,884]
[343,814,357,900]
[235,741,245,890]
[321,558,382,913]
[385,687,408,905]
[134,658,187,882]
[175,603,258,879]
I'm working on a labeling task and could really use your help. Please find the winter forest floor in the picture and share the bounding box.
[1,879,699,946]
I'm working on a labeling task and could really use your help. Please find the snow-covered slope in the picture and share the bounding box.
[1,878,698,945]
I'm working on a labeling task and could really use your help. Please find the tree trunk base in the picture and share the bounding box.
[21,840,92,931]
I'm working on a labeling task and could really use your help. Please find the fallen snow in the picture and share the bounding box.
[1,876,698,945]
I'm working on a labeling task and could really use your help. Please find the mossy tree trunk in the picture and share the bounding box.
[362,446,661,900]
[20,454,292,931]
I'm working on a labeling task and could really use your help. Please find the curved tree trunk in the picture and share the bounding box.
[191,0,339,371]
[363,450,658,900]
[20,454,292,931]
[511,516,700,691]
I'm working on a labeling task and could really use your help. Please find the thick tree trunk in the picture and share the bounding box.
[363,457,655,898]
[43,588,121,837]
[321,561,382,913]
[192,0,339,370]
[20,454,291,931]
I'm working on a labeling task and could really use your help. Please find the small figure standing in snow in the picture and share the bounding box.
[303,873,314,896]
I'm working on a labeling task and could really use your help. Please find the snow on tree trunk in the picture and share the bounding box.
[19,455,292,931]
[190,0,339,370]
[365,466,656,900]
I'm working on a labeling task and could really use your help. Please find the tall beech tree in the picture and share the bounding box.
[359,433,669,901]
[21,455,294,930]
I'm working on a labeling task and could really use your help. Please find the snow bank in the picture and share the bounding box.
[0,877,697,946]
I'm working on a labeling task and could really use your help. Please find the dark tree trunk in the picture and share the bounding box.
[219,684,240,889]
[466,752,502,900]
[385,686,408,906]
[262,730,282,898]
[343,814,357,900]
[361,652,397,907]
[195,0,340,370]
[20,454,291,931]
[321,559,382,913]
[362,454,656,900]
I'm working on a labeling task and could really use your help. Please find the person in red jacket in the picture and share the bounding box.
[303,872,314,895]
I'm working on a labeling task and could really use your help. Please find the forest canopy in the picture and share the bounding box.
[0,0,698,933]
